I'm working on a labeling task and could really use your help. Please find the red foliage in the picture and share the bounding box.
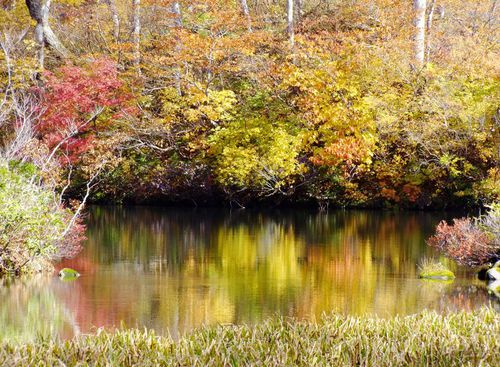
[37,58,131,162]
[427,218,495,267]
[310,136,369,174]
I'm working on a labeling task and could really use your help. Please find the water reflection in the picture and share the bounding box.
[0,207,497,341]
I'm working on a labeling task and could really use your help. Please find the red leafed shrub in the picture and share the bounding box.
[427,218,496,267]
[38,58,131,162]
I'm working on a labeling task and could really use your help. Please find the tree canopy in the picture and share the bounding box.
[0,0,498,208]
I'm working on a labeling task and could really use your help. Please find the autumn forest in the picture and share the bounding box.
[1,0,498,208]
[0,1,499,365]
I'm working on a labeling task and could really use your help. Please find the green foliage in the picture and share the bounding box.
[0,163,73,275]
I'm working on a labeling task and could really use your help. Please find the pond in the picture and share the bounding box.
[1,206,498,342]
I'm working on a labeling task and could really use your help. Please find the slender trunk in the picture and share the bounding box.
[425,0,436,63]
[413,0,426,67]
[489,0,498,16]
[437,5,445,19]
[287,0,294,48]
[240,0,252,32]
[41,0,68,55]
[132,0,141,71]
[34,23,45,68]
[488,0,497,23]
[172,2,182,95]
[172,1,182,28]
[295,0,303,22]
[108,0,120,41]
[25,0,68,68]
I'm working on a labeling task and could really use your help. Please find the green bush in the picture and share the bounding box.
[0,163,79,275]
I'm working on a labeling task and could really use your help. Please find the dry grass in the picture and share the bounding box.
[0,308,499,366]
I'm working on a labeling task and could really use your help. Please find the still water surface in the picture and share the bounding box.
[1,206,497,341]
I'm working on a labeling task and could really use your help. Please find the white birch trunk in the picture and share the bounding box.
[132,0,141,71]
[240,0,253,32]
[108,0,120,41]
[425,0,436,63]
[172,2,182,95]
[26,0,69,67]
[413,0,426,67]
[287,0,294,48]
[296,0,304,21]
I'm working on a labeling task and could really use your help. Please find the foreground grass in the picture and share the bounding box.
[1,309,499,367]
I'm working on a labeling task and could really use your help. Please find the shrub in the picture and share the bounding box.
[479,203,500,246]
[427,207,500,267]
[0,164,83,275]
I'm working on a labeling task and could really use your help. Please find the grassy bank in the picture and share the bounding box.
[1,309,498,366]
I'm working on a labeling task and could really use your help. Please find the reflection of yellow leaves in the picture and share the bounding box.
[216,224,304,295]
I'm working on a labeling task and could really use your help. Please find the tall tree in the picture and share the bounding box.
[132,0,141,71]
[413,0,427,67]
[287,0,294,48]
[296,0,303,22]
[425,0,436,63]
[107,0,120,42]
[172,1,182,95]
[25,0,68,67]
[240,0,252,32]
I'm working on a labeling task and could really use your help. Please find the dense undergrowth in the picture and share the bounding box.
[0,308,498,366]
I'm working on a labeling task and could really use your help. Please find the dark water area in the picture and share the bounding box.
[1,206,498,342]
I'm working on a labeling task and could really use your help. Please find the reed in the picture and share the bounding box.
[1,308,498,366]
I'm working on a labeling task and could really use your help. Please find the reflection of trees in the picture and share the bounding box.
[0,276,79,342]
[430,282,500,313]
[4,207,489,340]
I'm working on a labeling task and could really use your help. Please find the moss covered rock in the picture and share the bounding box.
[58,268,80,280]
[418,260,455,280]
[419,269,455,280]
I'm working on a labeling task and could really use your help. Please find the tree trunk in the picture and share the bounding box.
[132,0,141,71]
[172,1,182,95]
[295,0,303,22]
[25,0,68,68]
[425,0,436,63]
[107,0,120,41]
[413,0,426,67]
[287,0,294,48]
[240,0,252,32]
[488,0,497,24]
